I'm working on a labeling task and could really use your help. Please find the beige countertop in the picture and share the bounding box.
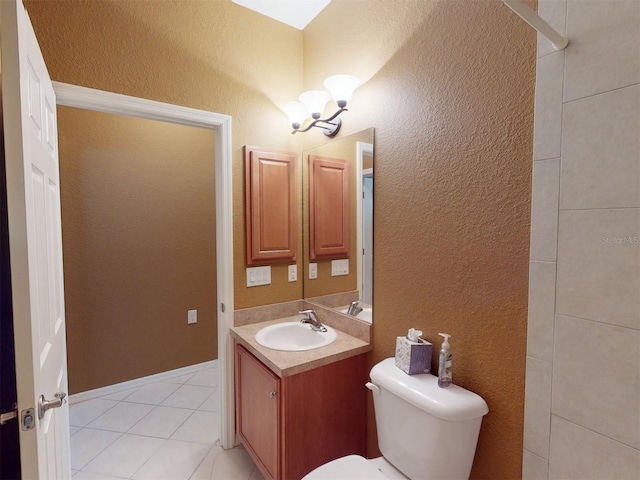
[230,315,371,377]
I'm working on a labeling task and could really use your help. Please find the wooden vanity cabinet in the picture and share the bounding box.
[235,343,367,480]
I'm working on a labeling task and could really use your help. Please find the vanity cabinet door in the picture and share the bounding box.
[235,344,280,480]
[244,146,298,265]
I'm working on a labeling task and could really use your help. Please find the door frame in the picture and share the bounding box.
[52,82,236,448]
[355,141,373,303]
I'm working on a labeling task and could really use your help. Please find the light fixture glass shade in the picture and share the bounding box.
[299,90,330,119]
[323,74,360,107]
[283,102,308,128]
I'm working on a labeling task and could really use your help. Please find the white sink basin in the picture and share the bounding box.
[339,307,373,324]
[255,321,337,351]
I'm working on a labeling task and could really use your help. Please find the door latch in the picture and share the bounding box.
[0,405,18,426]
[0,405,36,431]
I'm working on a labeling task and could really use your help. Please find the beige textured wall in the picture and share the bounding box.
[24,0,537,476]
[304,1,536,478]
[58,106,217,393]
[24,0,305,313]
[523,1,640,478]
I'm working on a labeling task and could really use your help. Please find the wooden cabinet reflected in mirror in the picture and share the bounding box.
[308,155,350,261]
[303,129,374,322]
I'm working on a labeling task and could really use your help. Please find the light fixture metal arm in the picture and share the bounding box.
[292,107,347,137]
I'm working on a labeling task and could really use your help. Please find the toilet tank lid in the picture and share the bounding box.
[369,358,489,422]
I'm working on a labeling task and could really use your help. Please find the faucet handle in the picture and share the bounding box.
[299,309,315,316]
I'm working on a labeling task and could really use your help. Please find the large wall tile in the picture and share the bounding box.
[530,159,560,261]
[523,449,549,480]
[552,315,640,449]
[530,158,560,262]
[561,85,640,210]
[564,0,640,102]
[549,416,640,480]
[527,261,556,360]
[533,52,564,160]
[524,356,553,458]
[533,53,564,161]
[556,209,640,329]
[537,0,567,59]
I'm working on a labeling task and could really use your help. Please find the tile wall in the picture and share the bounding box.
[523,1,640,478]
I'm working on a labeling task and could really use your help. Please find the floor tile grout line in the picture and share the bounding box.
[71,367,220,479]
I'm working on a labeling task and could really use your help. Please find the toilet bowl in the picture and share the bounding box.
[302,358,489,480]
[303,455,407,480]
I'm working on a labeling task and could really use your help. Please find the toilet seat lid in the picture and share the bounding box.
[303,455,389,480]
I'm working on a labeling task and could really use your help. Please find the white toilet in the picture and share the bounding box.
[303,357,489,480]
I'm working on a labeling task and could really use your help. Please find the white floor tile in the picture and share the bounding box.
[70,399,118,427]
[171,411,218,445]
[128,406,193,438]
[71,366,221,478]
[123,382,181,405]
[197,391,219,412]
[165,373,195,384]
[162,385,214,409]
[88,402,155,433]
[186,369,218,388]
[70,428,121,470]
[210,445,256,480]
[249,466,266,480]
[83,434,165,478]
[249,466,264,480]
[73,470,128,479]
[189,446,222,480]
[100,388,139,401]
[132,440,210,479]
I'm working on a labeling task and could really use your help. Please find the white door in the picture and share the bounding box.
[2,0,71,478]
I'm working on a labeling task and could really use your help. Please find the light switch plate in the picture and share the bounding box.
[331,259,349,276]
[246,266,272,287]
[308,263,318,279]
[288,265,297,282]
[187,309,197,324]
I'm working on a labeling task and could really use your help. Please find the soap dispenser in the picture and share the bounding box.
[438,333,452,388]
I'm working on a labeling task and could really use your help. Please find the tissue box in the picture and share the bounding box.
[395,336,432,375]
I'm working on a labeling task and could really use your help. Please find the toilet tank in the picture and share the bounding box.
[369,358,489,480]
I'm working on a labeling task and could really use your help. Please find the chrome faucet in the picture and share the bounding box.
[346,301,363,316]
[299,309,328,332]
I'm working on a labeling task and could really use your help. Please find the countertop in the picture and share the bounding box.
[230,315,371,377]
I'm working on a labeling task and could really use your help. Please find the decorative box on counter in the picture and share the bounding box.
[395,328,432,375]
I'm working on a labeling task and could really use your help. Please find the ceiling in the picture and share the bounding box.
[231,0,331,30]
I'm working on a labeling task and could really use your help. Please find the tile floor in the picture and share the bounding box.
[69,364,264,480]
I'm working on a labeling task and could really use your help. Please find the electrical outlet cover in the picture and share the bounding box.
[288,264,297,282]
[309,263,318,279]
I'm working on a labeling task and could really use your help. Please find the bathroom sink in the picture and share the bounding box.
[339,307,373,324]
[255,321,337,351]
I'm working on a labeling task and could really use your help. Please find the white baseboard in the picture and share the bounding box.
[69,359,219,405]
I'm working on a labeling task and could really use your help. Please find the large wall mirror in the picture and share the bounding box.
[302,128,374,323]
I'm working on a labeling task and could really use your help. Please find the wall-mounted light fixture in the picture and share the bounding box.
[284,74,359,137]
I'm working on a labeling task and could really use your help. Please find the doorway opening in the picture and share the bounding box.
[53,83,235,453]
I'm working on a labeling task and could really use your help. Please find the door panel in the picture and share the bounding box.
[1,0,71,477]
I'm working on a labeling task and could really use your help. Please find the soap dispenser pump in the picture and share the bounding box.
[438,333,452,388]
